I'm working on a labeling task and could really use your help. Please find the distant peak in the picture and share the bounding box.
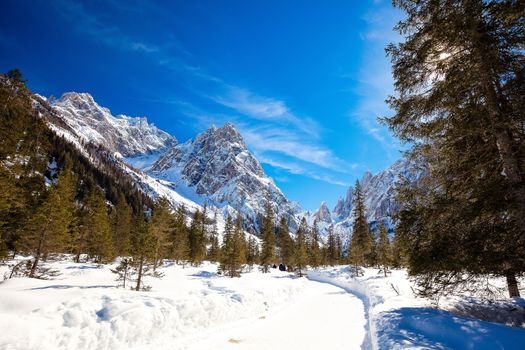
[58,92,95,103]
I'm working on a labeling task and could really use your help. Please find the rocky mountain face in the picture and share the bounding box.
[149,123,301,233]
[38,91,300,234]
[45,92,176,157]
[306,158,422,242]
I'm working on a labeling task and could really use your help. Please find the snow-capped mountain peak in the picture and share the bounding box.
[49,92,176,157]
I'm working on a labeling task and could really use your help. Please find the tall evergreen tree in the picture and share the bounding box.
[188,209,206,266]
[308,219,322,268]
[84,187,114,263]
[377,222,392,277]
[130,215,156,291]
[21,164,76,277]
[259,195,276,273]
[246,236,259,267]
[172,205,190,266]
[293,218,309,277]
[384,0,525,297]
[326,225,338,266]
[348,181,373,271]
[220,216,246,277]
[150,197,173,270]
[277,217,293,266]
[111,193,132,256]
[207,211,221,262]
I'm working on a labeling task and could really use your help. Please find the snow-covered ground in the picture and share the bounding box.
[1,259,524,350]
[310,266,525,349]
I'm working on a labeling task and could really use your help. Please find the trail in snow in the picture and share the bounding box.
[187,278,367,350]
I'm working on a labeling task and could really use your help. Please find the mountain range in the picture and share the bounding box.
[35,91,418,239]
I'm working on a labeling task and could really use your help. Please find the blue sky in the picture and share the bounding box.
[0,0,404,211]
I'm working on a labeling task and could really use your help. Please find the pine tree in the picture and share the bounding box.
[172,205,190,266]
[377,222,392,277]
[294,218,309,277]
[246,236,259,267]
[207,211,220,262]
[259,195,275,273]
[220,216,246,277]
[188,209,206,266]
[326,225,338,266]
[308,219,322,268]
[84,187,114,263]
[21,164,76,277]
[111,193,132,256]
[391,230,407,269]
[130,215,156,291]
[348,181,373,273]
[384,0,525,297]
[149,197,173,270]
[277,217,293,267]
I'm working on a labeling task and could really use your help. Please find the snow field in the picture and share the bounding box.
[0,259,310,350]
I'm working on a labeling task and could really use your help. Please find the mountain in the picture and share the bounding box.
[305,158,422,244]
[148,123,301,233]
[44,92,176,157]
[37,92,300,234]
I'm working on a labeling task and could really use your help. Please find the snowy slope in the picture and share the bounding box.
[148,123,302,233]
[46,92,176,157]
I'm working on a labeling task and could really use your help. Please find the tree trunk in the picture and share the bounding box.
[29,231,46,278]
[135,254,144,291]
[506,272,520,298]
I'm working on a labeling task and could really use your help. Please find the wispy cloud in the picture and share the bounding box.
[210,86,320,138]
[348,4,404,158]
[49,0,356,186]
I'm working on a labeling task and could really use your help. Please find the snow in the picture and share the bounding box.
[1,259,524,349]
[310,266,525,350]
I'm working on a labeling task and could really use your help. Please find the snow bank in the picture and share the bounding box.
[311,266,525,350]
[0,260,306,350]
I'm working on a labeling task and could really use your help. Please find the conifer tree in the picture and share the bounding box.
[111,193,132,256]
[84,187,114,263]
[150,197,173,270]
[308,219,322,268]
[348,181,373,272]
[377,222,392,277]
[220,216,246,277]
[391,231,406,269]
[22,164,76,277]
[246,236,259,267]
[188,209,205,266]
[277,217,293,267]
[326,225,338,266]
[259,195,275,273]
[207,211,221,262]
[130,215,160,291]
[172,205,190,266]
[294,218,309,277]
[384,0,525,297]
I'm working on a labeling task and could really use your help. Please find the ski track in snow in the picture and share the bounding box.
[187,277,367,350]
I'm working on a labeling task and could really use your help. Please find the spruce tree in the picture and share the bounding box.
[111,193,132,256]
[259,195,275,273]
[22,164,76,277]
[150,197,173,270]
[130,215,156,291]
[188,209,206,266]
[220,216,246,277]
[308,219,322,268]
[172,205,190,266]
[377,222,392,277]
[294,218,309,277]
[246,236,259,267]
[277,217,293,267]
[384,0,525,297]
[207,211,220,262]
[348,181,373,272]
[84,187,114,263]
[326,225,338,266]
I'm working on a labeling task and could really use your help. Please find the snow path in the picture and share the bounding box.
[308,271,377,350]
[187,277,367,350]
